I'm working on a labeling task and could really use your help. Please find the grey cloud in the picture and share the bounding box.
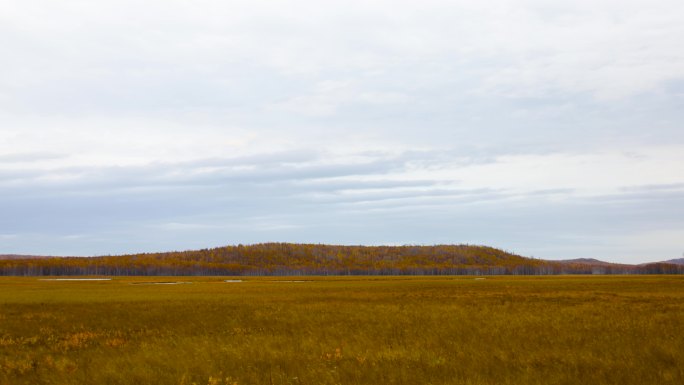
[583,189,684,205]
[0,150,416,195]
[0,169,49,184]
[620,183,684,193]
[306,188,503,206]
[2,1,684,261]
[292,179,448,193]
[0,152,68,163]
[2,167,683,261]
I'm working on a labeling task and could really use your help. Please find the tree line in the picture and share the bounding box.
[1,243,682,276]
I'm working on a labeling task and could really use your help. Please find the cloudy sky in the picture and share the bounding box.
[1,0,683,263]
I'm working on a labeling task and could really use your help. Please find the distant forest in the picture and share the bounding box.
[1,243,682,276]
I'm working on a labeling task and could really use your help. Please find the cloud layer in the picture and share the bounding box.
[1,0,683,262]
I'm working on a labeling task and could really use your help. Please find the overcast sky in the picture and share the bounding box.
[1,0,683,263]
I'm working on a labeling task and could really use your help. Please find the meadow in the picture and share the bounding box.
[0,276,682,385]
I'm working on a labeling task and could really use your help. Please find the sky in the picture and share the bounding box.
[1,0,683,263]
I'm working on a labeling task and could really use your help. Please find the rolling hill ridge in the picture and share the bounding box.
[1,243,682,276]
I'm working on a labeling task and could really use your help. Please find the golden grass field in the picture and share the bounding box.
[1,276,682,385]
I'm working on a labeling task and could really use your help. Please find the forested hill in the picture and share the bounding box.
[1,243,682,276]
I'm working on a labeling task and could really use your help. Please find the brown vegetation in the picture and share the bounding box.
[1,243,682,276]
[1,276,682,384]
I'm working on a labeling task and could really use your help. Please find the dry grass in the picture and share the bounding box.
[0,276,683,384]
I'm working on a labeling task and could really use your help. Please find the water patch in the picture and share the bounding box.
[130,282,192,285]
[224,280,243,283]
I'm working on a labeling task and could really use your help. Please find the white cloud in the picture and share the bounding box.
[2,0,682,111]
[270,80,410,117]
[443,146,684,195]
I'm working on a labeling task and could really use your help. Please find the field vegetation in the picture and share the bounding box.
[1,276,683,384]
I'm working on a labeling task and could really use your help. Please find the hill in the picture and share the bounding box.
[661,258,684,265]
[557,258,615,265]
[1,243,682,276]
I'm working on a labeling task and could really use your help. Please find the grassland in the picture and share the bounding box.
[1,276,682,385]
